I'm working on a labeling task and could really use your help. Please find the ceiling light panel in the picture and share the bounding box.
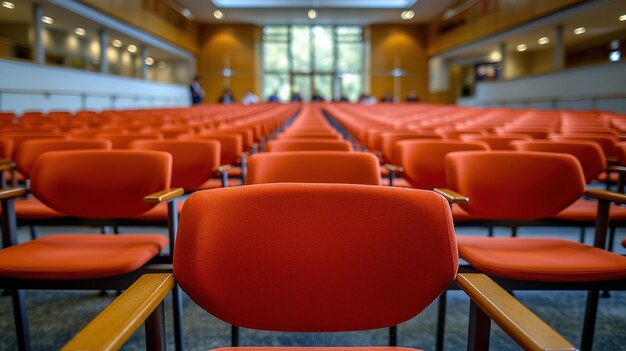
[211,0,417,8]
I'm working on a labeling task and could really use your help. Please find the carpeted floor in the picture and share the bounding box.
[0,225,625,350]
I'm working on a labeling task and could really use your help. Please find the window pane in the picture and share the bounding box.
[337,42,363,72]
[313,74,332,102]
[340,73,362,102]
[263,26,288,42]
[263,42,288,72]
[313,26,334,72]
[291,26,311,73]
[263,74,290,102]
[293,75,312,102]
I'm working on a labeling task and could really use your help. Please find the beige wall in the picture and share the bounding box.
[368,24,429,102]
[196,24,261,104]
[504,48,554,79]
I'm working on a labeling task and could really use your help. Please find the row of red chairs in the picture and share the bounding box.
[0,103,624,351]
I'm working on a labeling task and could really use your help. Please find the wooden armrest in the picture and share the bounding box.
[381,163,404,173]
[213,164,232,174]
[456,273,576,351]
[144,188,184,204]
[0,163,12,172]
[585,189,626,204]
[0,187,27,200]
[62,273,174,351]
[433,188,469,204]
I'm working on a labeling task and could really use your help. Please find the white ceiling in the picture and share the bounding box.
[179,0,457,24]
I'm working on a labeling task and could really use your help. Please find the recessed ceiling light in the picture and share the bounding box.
[516,44,528,52]
[158,61,167,69]
[127,44,137,53]
[611,40,620,50]
[112,39,122,48]
[574,27,586,35]
[609,50,621,62]
[308,9,317,19]
[214,10,223,19]
[182,8,192,18]
[74,28,86,36]
[401,10,415,20]
[145,57,154,66]
[620,14,626,21]
[41,16,54,24]
[2,1,15,9]
[537,37,549,45]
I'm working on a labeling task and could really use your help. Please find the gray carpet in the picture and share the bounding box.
[0,225,625,350]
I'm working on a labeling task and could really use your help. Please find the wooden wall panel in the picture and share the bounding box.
[427,0,585,56]
[368,24,429,102]
[197,24,260,104]
[79,0,198,53]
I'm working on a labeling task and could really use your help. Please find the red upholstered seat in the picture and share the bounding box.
[457,237,626,282]
[0,234,167,279]
[552,199,626,221]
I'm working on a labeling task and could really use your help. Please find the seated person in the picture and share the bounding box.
[290,91,303,102]
[219,88,235,104]
[406,90,420,103]
[267,91,280,102]
[311,89,325,102]
[242,91,260,105]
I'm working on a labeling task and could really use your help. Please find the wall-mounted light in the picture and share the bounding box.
[182,8,192,19]
[158,61,167,69]
[308,9,317,19]
[214,10,223,19]
[401,10,415,20]
[516,44,527,52]
[74,28,86,36]
[619,14,626,21]
[127,44,137,53]
[2,1,15,10]
[41,16,54,24]
[145,57,154,66]
[573,27,586,35]
[537,37,549,45]
[112,39,122,48]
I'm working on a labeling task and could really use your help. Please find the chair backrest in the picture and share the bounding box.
[31,150,172,218]
[277,133,342,140]
[130,140,220,191]
[397,140,489,189]
[0,138,13,159]
[550,133,618,158]
[15,139,112,179]
[445,151,586,220]
[246,151,381,185]
[174,183,457,331]
[380,132,442,164]
[460,134,532,151]
[265,139,352,152]
[97,133,163,149]
[188,132,242,165]
[513,140,605,184]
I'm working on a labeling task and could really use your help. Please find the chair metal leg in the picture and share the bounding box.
[29,226,38,240]
[487,227,494,237]
[435,291,447,351]
[172,284,184,351]
[389,325,397,346]
[231,325,239,346]
[581,290,599,351]
[467,300,490,351]
[511,226,518,237]
[607,226,616,252]
[13,290,31,351]
[579,227,586,243]
[146,301,166,351]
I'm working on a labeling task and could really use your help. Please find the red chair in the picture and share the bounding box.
[265,139,352,152]
[63,183,575,351]
[0,150,184,351]
[246,151,381,185]
[441,151,626,350]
